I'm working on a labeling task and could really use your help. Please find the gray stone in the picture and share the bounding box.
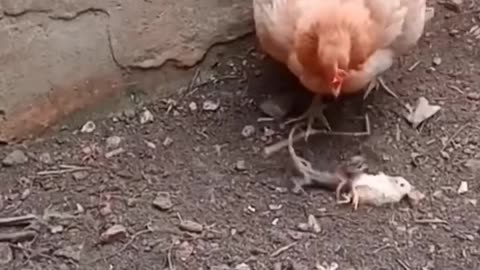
[0,243,13,265]
[2,150,28,166]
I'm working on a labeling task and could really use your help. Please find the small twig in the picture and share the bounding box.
[415,218,448,225]
[257,117,275,123]
[167,242,175,270]
[407,61,421,72]
[183,68,201,98]
[372,243,393,254]
[59,164,88,170]
[0,214,37,226]
[37,165,90,176]
[447,85,465,95]
[270,241,297,257]
[440,123,469,151]
[176,213,183,223]
[264,114,370,156]
[0,230,37,242]
[396,258,411,270]
[86,229,152,264]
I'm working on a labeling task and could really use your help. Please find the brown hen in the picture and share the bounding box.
[254,0,427,137]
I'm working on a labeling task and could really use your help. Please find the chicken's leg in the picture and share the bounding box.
[283,95,331,140]
[351,189,360,210]
[363,76,399,100]
[336,193,352,205]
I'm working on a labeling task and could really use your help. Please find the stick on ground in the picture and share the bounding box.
[0,230,37,242]
[0,214,37,226]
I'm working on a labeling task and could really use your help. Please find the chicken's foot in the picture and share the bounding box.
[335,177,349,202]
[264,114,371,156]
[363,76,399,100]
[283,95,331,140]
[336,190,360,210]
[336,193,352,205]
[351,190,360,210]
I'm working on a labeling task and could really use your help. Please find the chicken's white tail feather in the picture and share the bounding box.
[367,0,426,52]
[253,0,296,59]
[393,0,427,53]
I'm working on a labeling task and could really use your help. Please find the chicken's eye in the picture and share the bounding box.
[400,183,405,187]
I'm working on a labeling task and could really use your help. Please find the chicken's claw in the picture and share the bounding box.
[363,76,399,100]
[336,193,351,204]
[283,96,331,140]
[351,189,360,210]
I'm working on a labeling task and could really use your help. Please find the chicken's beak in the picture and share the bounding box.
[331,77,342,98]
[331,69,347,98]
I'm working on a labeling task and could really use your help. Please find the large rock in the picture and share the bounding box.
[0,0,252,141]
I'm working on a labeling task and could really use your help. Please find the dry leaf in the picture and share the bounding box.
[405,97,441,128]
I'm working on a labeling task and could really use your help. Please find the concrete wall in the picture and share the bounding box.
[0,0,252,142]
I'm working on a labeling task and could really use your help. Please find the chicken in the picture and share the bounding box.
[253,0,427,137]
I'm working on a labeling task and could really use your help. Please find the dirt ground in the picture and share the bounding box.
[1,2,480,270]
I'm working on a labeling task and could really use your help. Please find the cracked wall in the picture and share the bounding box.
[0,0,252,142]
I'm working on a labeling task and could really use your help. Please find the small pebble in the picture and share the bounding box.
[163,137,173,147]
[432,57,442,66]
[308,214,321,233]
[106,136,122,149]
[38,152,53,164]
[241,125,255,138]
[467,92,480,101]
[99,201,112,216]
[176,241,194,261]
[72,171,89,181]
[268,204,282,211]
[179,220,203,233]
[144,140,157,149]
[0,243,13,265]
[50,225,64,234]
[105,148,125,158]
[140,109,154,124]
[189,102,198,111]
[203,100,220,111]
[152,192,173,211]
[75,203,85,213]
[235,160,246,171]
[2,150,28,166]
[297,223,310,232]
[235,263,251,270]
[457,181,468,194]
[127,198,136,207]
[100,224,127,244]
[80,121,96,133]
[20,189,31,200]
